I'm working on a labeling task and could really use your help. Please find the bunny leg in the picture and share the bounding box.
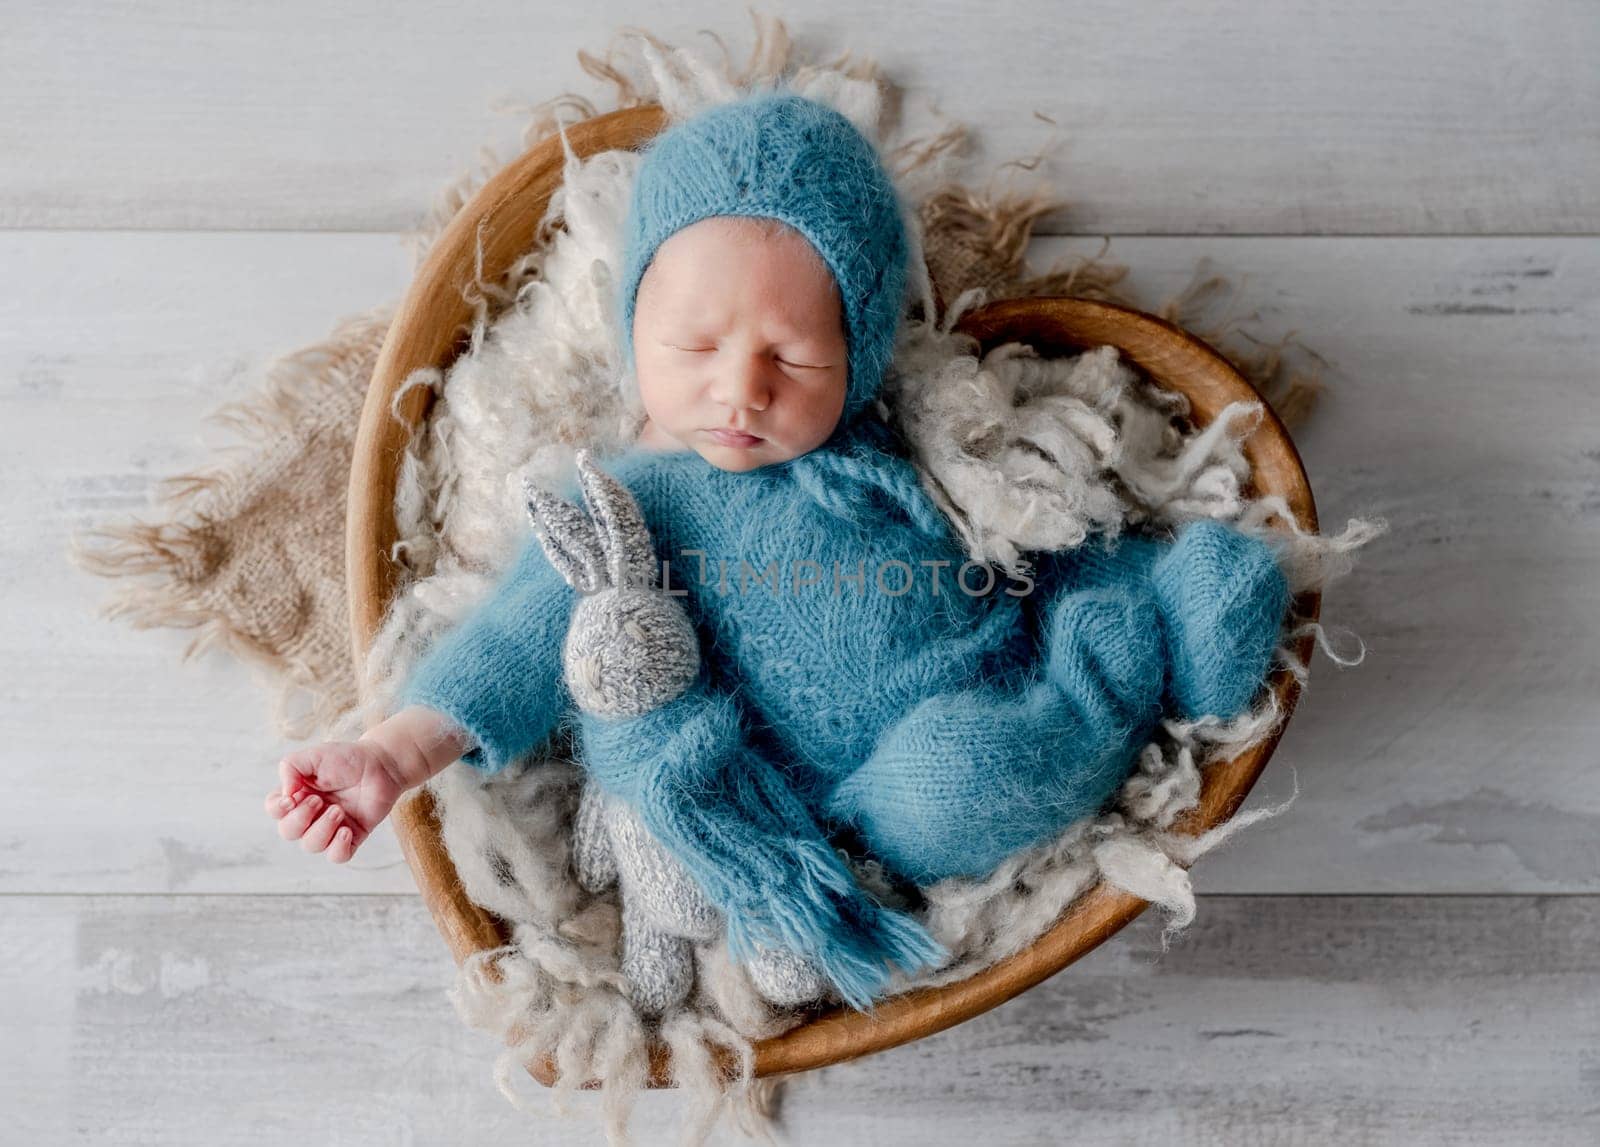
[610,801,723,942]
[620,900,695,1016]
[744,943,830,1009]
[572,779,618,894]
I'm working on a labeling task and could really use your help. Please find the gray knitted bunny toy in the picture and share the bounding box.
[523,449,829,1015]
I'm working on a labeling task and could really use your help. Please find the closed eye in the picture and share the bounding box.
[668,344,829,369]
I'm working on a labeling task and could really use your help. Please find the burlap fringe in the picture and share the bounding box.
[69,309,391,740]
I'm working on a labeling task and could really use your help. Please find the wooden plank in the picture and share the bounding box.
[2,1,1596,234]
[0,231,418,895]
[1,894,1594,1143]
[4,231,1597,895]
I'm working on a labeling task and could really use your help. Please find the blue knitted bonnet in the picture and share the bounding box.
[617,88,913,424]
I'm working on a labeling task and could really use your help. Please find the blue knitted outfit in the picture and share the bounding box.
[396,89,1293,1008]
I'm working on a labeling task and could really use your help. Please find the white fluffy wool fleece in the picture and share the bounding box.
[361,36,1383,1147]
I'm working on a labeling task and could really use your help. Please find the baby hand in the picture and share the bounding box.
[265,741,405,864]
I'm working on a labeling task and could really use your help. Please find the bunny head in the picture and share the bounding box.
[523,450,699,718]
[521,448,659,596]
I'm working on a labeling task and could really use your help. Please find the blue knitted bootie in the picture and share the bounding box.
[1150,519,1291,721]
[1037,535,1167,735]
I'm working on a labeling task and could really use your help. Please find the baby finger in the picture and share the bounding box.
[277,793,324,841]
[278,751,320,800]
[264,789,293,820]
[301,805,344,854]
[328,825,357,864]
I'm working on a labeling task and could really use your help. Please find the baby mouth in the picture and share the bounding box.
[709,427,763,447]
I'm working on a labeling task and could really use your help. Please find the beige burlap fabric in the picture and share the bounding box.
[71,15,1323,747]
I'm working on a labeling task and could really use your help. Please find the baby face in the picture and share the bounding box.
[630,215,849,472]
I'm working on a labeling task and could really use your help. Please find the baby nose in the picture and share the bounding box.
[709,353,773,412]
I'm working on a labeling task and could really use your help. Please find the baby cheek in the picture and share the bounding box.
[655,374,701,419]
[635,357,690,414]
[798,368,848,426]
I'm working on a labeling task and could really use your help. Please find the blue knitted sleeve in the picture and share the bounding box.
[394,531,578,774]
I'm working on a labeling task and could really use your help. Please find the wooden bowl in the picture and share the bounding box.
[347,104,1320,1089]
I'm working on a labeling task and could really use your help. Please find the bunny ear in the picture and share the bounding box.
[573,449,658,591]
[522,476,606,593]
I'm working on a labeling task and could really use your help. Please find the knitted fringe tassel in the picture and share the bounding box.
[718,836,948,1013]
[630,721,949,1012]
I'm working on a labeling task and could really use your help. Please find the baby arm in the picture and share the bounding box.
[264,531,578,862]
[391,532,579,771]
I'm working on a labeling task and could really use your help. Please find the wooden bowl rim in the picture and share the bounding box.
[346,102,1321,1089]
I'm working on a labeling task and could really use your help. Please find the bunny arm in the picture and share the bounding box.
[394,530,579,775]
[576,778,723,943]
[576,673,947,1012]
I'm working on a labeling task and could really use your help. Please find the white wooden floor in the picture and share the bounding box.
[3,4,1597,1144]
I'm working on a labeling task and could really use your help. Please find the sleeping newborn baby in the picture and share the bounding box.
[265,89,1291,1014]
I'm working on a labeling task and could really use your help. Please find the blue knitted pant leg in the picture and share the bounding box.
[823,523,1288,887]
[824,538,1168,887]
